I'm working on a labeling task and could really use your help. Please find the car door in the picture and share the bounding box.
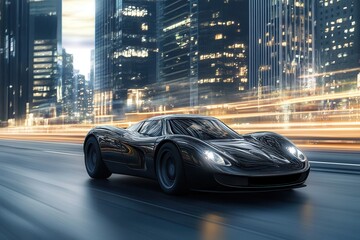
[128,120,163,168]
[99,127,130,164]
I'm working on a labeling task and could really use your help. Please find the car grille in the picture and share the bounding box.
[214,170,309,188]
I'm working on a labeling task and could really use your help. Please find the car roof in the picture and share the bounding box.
[146,114,216,121]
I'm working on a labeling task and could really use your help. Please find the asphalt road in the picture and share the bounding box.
[0,139,359,240]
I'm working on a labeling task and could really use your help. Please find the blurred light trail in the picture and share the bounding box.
[2,87,360,151]
[299,67,360,79]
[1,125,360,151]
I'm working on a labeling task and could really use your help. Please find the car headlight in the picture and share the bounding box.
[287,146,307,162]
[204,150,230,166]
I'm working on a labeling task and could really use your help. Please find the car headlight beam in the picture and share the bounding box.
[204,150,229,166]
[287,146,307,162]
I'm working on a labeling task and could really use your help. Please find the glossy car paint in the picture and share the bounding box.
[84,115,310,191]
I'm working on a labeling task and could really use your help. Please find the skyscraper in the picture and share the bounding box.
[90,49,95,88]
[197,0,249,105]
[157,0,249,107]
[315,0,360,97]
[89,49,95,120]
[95,0,157,121]
[0,0,4,125]
[62,49,74,118]
[157,0,194,108]
[29,0,62,118]
[94,1,113,121]
[0,0,62,125]
[249,0,315,96]
[73,73,86,120]
[0,0,30,126]
[85,79,94,121]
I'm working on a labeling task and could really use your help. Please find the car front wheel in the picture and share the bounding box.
[156,143,187,194]
[84,136,112,179]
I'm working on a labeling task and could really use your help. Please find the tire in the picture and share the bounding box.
[84,136,112,179]
[156,143,187,194]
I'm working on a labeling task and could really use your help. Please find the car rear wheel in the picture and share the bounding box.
[156,143,187,194]
[85,136,112,179]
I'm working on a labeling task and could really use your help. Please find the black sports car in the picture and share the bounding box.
[84,114,310,194]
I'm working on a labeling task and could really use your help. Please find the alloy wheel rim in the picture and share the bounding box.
[87,144,96,172]
[160,150,176,189]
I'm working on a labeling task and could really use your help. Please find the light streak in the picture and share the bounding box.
[309,161,360,167]
[299,67,360,79]
[43,150,83,157]
[2,86,360,152]
[1,124,360,151]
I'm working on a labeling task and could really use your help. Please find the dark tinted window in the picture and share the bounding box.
[139,120,162,137]
[127,121,143,132]
[169,119,240,140]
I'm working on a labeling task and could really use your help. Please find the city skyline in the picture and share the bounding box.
[1,0,359,126]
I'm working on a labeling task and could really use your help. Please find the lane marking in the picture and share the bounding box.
[0,143,83,157]
[310,161,360,167]
[43,150,83,157]
[0,138,82,146]
[36,141,82,146]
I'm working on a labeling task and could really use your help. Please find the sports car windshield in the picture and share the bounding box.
[169,119,240,140]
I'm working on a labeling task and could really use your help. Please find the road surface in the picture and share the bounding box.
[0,139,359,240]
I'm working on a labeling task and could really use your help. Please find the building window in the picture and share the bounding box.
[141,23,148,31]
[215,34,223,40]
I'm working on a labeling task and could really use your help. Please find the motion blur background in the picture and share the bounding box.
[0,0,359,149]
[0,1,360,239]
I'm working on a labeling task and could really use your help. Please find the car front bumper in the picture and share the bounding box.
[184,163,310,192]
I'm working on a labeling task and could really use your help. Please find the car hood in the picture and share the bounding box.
[206,138,304,171]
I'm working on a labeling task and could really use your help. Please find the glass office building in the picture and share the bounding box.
[249,0,315,97]
[0,0,61,124]
[315,0,360,96]
[62,49,74,118]
[0,0,30,125]
[197,0,249,105]
[29,0,62,118]
[158,0,249,108]
[95,0,157,121]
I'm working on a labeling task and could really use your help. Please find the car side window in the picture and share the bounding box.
[138,120,162,137]
[127,121,143,132]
